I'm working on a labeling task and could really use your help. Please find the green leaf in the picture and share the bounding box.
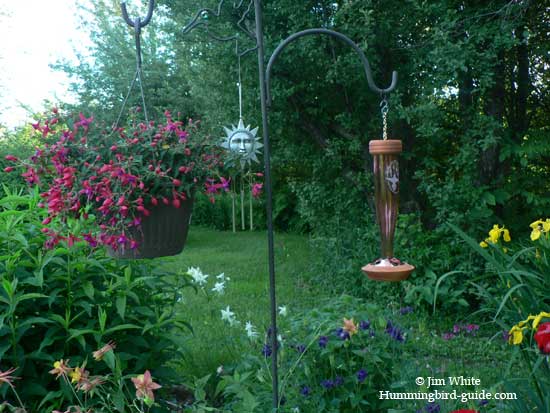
[104,323,142,335]
[82,281,94,300]
[116,295,126,320]
[102,348,116,372]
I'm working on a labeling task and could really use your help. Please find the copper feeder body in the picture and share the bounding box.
[362,139,415,282]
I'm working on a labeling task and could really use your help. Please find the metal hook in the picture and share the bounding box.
[120,0,155,68]
[266,28,397,107]
[121,0,155,29]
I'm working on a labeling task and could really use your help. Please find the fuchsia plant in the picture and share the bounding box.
[6,107,228,252]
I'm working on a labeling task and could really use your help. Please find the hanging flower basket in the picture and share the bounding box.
[109,197,194,259]
[6,109,228,258]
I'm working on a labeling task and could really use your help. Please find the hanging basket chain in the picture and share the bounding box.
[380,96,389,140]
[114,1,155,130]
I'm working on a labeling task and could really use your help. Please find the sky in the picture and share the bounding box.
[0,0,91,129]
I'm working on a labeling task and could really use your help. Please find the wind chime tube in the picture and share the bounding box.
[371,140,401,259]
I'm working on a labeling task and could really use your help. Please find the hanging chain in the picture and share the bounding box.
[380,96,389,140]
[237,38,243,120]
[114,1,154,131]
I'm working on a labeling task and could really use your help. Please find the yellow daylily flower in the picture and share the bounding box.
[508,325,524,345]
[531,228,542,241]
[543,219,550,232]
[530,220,543,229]
[480,240,489,248]
[488,225,501,243]
[532,311,550,329]
[502,229,511,242]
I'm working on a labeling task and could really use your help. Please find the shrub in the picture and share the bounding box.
[0,188,193,412]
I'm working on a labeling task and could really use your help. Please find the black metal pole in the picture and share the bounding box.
[253,0,279,410]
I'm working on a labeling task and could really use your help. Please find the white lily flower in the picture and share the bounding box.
[245,321,259,339]
[278,305,288,317]
[221,306,237,325]
[212,281,225,294]
[188,267,208,286]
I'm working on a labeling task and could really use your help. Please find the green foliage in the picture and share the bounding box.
[187,295,404,412]
[0,188,193,412]
[448,221,549,324]
[448,221,550,412]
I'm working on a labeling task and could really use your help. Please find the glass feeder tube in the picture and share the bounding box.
[362,139,415,282]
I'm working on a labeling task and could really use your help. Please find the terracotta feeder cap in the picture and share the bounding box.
[369,139,402,155]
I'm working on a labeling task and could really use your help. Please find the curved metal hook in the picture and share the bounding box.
[121,0,155,29]
[182,0,256,42]
[266,28,397,106]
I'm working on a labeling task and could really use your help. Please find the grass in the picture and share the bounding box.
[156,225,322,378]
[153,226,523,411]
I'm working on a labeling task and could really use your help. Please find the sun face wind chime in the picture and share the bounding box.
[221,39,263,232]
[361,97,415,281]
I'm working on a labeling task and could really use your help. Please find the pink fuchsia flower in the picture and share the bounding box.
[131,370,161,401]
[4,155,17,161]
[0,367,18,389]
[3,167,14,172]
[252,183,263,198]
[75,113,93,129]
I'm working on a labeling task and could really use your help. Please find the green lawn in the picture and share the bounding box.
[153,226,514,410]
[157,226,322,378]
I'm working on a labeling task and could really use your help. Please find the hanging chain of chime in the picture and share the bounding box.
[380,96,389,140]
[237,38,243,120]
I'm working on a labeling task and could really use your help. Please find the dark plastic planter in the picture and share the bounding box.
[110,198,194,259]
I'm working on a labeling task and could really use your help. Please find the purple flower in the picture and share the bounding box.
[334,376,344,386]
[299,385,311,396]
[295,344,306,354]
[400,306,414,315]
[478,399,489,406]
[502,330,510,342]
[385,321,405,342]
[359,320,370,330]
[357,368,368,383]
[453,324,461,334]
[442,332,455,340]
[335,328,350,341]
[424,402,440,413]
[318,336,328,348]
[321,379,334,390]
[465,324,479,335]
[262,344,272,357]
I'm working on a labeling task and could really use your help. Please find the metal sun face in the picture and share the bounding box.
[229,130,254,154]
[221,119,262,166]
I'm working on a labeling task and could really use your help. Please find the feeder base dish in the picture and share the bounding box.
[362,258,415,282]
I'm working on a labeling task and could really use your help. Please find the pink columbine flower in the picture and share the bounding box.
[93,341,116,361]
[0,367,18,389]
[131,370,161,401]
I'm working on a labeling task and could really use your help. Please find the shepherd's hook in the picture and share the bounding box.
[120,0,155,67]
